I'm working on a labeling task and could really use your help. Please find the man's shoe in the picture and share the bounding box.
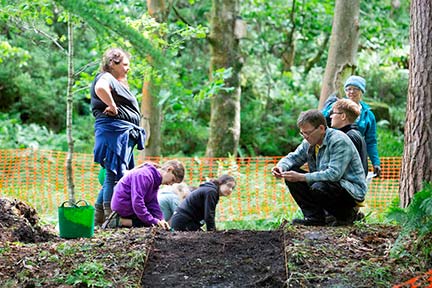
[325,214,336,224]
[329,219,354,226]
[292,217,326,226]
[329,211,365,227]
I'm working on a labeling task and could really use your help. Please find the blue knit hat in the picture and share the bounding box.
[344,75,366,94]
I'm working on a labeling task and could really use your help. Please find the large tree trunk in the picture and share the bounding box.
[206,0,242,158]
[318,0,360,109]
[140,0,168,156]
[399,0,432,208]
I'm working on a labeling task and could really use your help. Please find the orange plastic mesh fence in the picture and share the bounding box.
[0,149,401,221]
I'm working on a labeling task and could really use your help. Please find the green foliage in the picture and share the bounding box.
[387,183,432,236]
[357,260,393,286]
[193,68,235,101]
[239,68,319,156]
[241,0,334,70]
[376,129,404,157]
[360,1,410,53]
[386,183,432,264]
[0,40,30,64]
[63,262,112,287]
[0,0,410,156]
[0,113,68,150]
[56,0,165,67]
[219,215,288,230]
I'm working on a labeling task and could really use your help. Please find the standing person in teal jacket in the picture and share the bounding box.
[322,75,381,177]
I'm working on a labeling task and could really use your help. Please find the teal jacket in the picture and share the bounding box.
[322,97,380,166]
[157,191,180,221]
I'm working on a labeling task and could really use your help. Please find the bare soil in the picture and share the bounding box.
[142,229,286,287]
[0,198,430,287]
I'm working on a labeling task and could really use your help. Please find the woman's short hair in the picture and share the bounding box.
[101,48,130,73]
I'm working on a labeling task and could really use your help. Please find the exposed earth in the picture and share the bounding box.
[0,198,430,287]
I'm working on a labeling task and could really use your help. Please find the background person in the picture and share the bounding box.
[322,75,381,177]
[171,175,236,231]
[330,98,368,177]
[158,182,192,222]
[91,48,146,226]
[103,160,185,229]
[271,109,367,226]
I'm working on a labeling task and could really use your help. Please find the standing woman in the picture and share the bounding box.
[322,75,381,177]
[91,48,146,225]
[171,175,236,231]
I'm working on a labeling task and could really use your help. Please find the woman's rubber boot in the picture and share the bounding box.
[94,203,105,226]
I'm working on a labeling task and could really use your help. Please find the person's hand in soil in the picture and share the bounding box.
[156,220,171,231]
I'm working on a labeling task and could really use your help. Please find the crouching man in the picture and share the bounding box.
[271,109,367,226]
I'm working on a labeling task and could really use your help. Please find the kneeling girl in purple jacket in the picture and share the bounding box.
[108,160,185,230]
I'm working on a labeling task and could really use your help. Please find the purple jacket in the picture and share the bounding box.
[111,164,163,225]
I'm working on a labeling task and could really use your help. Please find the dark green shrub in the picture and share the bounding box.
[386,183,432,267]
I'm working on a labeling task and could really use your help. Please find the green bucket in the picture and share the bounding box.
[58,200,95,239]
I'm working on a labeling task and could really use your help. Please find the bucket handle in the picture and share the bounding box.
[59,200,91,208]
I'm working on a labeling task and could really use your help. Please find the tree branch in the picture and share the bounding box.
[172,4,192,26]
[74,60,99,76]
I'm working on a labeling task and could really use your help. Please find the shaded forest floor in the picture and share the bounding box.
[0,198,430,287]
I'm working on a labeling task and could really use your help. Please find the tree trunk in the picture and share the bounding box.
[66,15,75,204]
[281,0,296,72]
[318,0,360,109]
[141,79,161,156]
[206,0,242,158]
[140,0,168,157]
[399,0,432,208]
[147,0,168,22]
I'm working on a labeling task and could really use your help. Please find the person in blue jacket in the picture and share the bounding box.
[322,75,381,177]
[272,109,367,226]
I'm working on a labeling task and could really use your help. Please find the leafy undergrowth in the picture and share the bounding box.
[0,197,431,287]
[0,228,154,287]
[282,223,428,287]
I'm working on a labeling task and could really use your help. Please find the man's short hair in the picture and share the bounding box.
[333,99,361,123]
[297,109,327,128]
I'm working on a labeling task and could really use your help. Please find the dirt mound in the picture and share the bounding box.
[0,198,57,243]
[142,229,286,287]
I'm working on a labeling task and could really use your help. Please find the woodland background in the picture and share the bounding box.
[0,0,408,158]
[2,3,432,285]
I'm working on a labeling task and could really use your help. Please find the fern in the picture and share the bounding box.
[386,183,432,265]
